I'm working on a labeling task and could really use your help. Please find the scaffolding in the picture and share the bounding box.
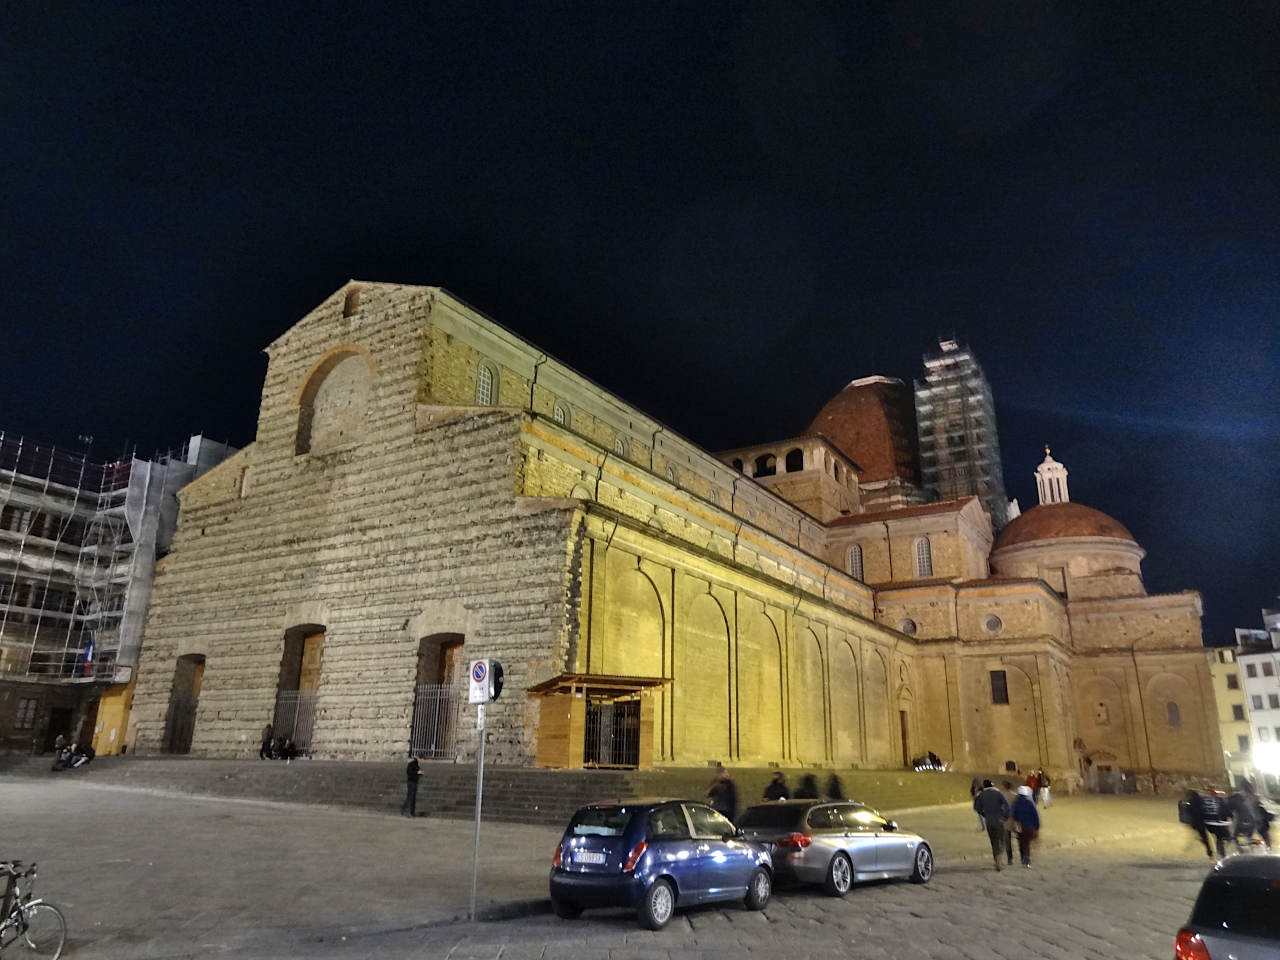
[913,339,1010,530]
[0,432,226,683]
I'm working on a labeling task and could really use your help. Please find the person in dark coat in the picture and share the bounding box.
[825,772,846,801]
[795,774,819,800]
[970,777,984,830]
[973,779,1011,871]
[707,767,738,822]
[401,753,422,817]
[259,724,274,760]
[1011,785,1040,867]
[1183,790,1214,859]
[1200,789,1232,858]
[763,771,790,801]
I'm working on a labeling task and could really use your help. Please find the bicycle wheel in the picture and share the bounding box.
[12,902,66,959]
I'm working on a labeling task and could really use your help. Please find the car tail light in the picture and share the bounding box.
[552,842,563,868]
[1174,929,1210,960]
[776,833,812,849]
[622,840,648,872]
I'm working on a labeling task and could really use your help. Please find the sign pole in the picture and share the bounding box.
[469,702,486,921]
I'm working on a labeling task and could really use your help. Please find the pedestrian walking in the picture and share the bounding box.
[1037,769,1051,808]
[1012,785,1040,867]
[707,767,739,822]
[1182,789,1215,860]
[1200,789,1232,858]
[1252,793,1273,852]
[1228,787,1256,852]
[763,771,790,801]
[973,779,1011,871]
[1000,781,1017,865]
[795,774,819,800]
[825,772,846,801]
[1024,770,1041,805]
[401,753,422,818]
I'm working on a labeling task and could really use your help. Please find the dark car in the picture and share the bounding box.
[1176,855,1280,960]
[736,799,933,896]
[549,799,772,929]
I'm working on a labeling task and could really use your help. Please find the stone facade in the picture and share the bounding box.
[129,283,1223,786]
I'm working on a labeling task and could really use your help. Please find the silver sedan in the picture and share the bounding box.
[736,800,933,896]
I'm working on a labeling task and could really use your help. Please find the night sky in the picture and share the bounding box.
[4,3,1277,641]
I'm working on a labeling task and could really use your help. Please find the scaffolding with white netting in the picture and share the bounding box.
[0,431,229,683]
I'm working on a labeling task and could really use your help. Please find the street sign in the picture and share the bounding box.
[469,659,489,703]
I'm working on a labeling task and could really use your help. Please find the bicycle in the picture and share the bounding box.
[0,862,65,959]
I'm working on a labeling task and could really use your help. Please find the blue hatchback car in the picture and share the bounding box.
[549,799,773,929]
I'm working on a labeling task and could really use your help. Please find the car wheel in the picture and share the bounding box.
[744,866,771,911]
[910,844,934,884]
[551,897,582,919]
[638,877,676,930]
[824,852,853,897]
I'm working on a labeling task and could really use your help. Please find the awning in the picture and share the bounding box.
[526,673,669,698]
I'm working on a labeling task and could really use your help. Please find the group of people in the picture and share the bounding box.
[705,767,850,822]
[972,778,1041,870]
[50,735,94,771]
[258,725,300,760]
[1183,781,1273,859]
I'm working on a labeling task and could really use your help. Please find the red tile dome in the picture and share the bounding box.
[804,377,919,484]
[994,502,1135,550]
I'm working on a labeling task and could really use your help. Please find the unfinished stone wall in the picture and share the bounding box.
[132,285,579,762]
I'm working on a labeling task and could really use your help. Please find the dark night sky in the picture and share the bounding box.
[3,2,1277,640]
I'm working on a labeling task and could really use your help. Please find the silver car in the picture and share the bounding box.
[1176,855,1280,960]
[736,799,933,896]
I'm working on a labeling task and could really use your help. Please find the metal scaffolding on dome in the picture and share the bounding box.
[0,431,214,683]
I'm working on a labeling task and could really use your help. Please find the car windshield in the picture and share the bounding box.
[738,805,805,830]
[568,806,635,837]
[1191,876,1280,940]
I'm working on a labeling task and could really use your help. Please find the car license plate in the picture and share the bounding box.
[577,851,606,864]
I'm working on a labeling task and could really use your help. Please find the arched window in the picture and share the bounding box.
[732,458,744,471]
[785,448,804,472]
[754,454,776,477]
[915,537,933,577]
[475,361,498,405]
[847,544,864,581]
[613,436,628,457]
[552,401,569,426]
[1167,701,1181,726]
[342,285,362,317]
[664,465,677,484]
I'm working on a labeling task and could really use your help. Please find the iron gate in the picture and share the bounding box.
[410,683,461,760]
[272,691,317,753]
[584,699,640,768]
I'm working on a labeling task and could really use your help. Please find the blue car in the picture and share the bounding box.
[549,799,773,929]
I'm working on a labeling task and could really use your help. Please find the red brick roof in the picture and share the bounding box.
[804,378,919,484]
[993,502,1135,550]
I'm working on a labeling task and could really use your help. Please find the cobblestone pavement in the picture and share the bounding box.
[2,778,1230,959]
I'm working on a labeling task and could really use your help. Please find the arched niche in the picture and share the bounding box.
[675,592,729,762]
[1144,672,1203,771]
[792,627,826,762]
[864,649,891,763]
[737,609,783,761]
[599,553,664,678]
[980,662,1041,770]
[1075,674,1132,768]
[295,347,376,455]
[830,638,861,762]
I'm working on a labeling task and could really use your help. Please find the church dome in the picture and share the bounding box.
[804,377,919,484]
[993,502,1135,550]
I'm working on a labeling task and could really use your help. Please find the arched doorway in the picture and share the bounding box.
[410,633,464,759]
[163,654,205,754]
[273,624,324,754]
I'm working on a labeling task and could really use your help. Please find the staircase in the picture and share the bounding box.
[0,753,973,825]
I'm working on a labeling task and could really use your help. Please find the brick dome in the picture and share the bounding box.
[804,377,919,484]
[994,502,1135,550]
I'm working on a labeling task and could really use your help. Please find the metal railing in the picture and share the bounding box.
[272,691,317,754]
[584,699,640,768]
[410,684,461,760]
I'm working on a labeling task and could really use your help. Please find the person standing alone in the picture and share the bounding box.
[401,753,423,818]
[1012,785,1041,867]
[974,779,1011,871]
